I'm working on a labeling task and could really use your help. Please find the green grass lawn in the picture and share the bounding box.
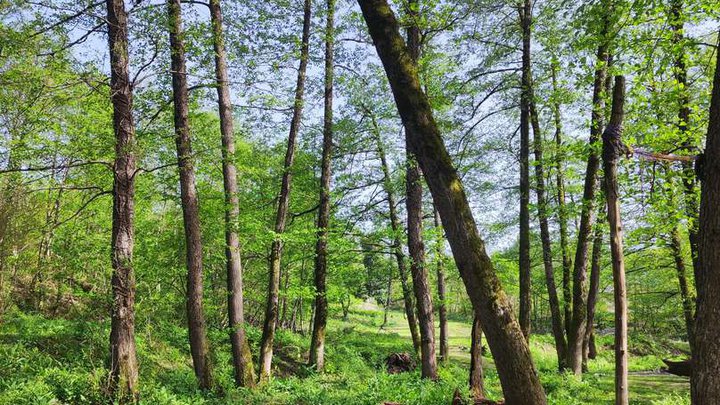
[0,303,690,404]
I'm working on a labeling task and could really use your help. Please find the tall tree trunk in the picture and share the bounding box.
[602,76,628,405]
[583,209,604,367]
[357,1,547,402]
[368,109,421,352]
[434,208,449,363]
[566,12,611,374]
[690,31,720,404]
[517,0,532,341]
[106,0,139,400]
[530,86,567,370]
[258,0,312,382]
[551,60,573,339]
[309,0,334,371]
[470,314,485,401]
[167,0,213,390]
[669,0,700,289]
[208,0,255,387]
[404,0,437,380]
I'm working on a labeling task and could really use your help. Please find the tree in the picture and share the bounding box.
[434,208,449,363]
[106,0,139,400]
[309,0,335,371]
[356,0,546,402]
[470,314,484,401]
[259,0,312,382]
[167,0,213,389]
[602,75,628,405]
[404,0,437,380]
[208,0,255,387]
[517,0,532,341]
[691,30,720,404]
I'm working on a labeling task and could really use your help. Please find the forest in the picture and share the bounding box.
[1,0,719,403]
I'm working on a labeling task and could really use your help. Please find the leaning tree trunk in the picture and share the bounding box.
[551,60,573,340]
[106,0,139,400]
[357,1,547,402]
[470,314,485,401]
[309,0,334,372]
[517,0,532,342]
[167,0,213,390]
[602,76,628,405]
[258,0,312,383]
[368,109,421,352]
[434,208,449,363]
[566,11,611,374]
[691,31,720,405]
[208,0,256,387]
[404,0,437,380]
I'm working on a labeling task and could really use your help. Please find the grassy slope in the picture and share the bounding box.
[0,303,689,404]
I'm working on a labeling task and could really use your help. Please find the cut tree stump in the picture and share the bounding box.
[662,358,692,377]
[385,352,416,374]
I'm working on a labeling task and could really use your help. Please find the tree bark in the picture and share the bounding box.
[690,31,720,405]
[470,314,485,401]
[551,61,573,340]
[404,0,437,380]
[356,1,547,402]
[208,0,255,387]
[309,0,334,372]
[602,76,628,405]
[670,225,695,347]
[167,0,213,390]
[106,0,139,400]
[566,15,610,374]
[368,108,421,353]
[434,208,449,364]
[517,0,532,342]
[258,0,312,382]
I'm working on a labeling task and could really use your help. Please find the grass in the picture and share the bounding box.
[0,302,690,404]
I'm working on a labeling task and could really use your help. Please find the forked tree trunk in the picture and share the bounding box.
[208,0,255,387]
[357,1,547,402]
[404,0,437,380]
[309,0,334,371]
[690,31,720,404]
[517,0,532,341]
[106,0,139,400]
[602,76,628,405]
[368,109,421,352]
[470,315,485,401]
[167,0,213,390]
[434,208,449,363]
[258,0,312,382]
[567,9,611,374]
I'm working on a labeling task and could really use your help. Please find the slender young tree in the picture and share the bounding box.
[367,107,421,352]
[602,76,628,405]
[691,31,720,405]
[583,215,604,366]
[470,314,484,401]
[404,0,437,380]
[567,6,611,374]
[356,1,546,402]
[517,0,532,341]
[309,0,335,371]
[434,208,449,363]
[259,0,312,382]
[167,0,213,390]
[106,0,139,400]
[208,0,255,387]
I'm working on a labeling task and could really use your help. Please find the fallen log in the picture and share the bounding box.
[662,358,692,377]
